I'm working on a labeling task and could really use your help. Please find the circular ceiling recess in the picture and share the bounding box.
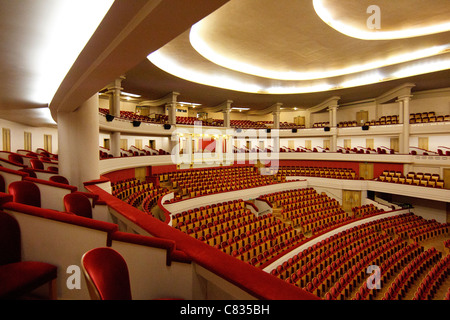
[313,0,450,40]
[148,0,450,94]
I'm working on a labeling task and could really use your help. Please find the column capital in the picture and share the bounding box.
[396,94,412,102]
[105,75,126,92]
[327,104,339,111]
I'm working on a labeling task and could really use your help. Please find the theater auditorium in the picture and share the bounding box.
[0,0,449,302]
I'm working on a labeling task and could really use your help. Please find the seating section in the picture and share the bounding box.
[409,112,450,124]
[351,204,385,218]
[111,178,169,214]
[337,120,357,127]
[412,254,450,300]
[376,170,444,188]
[163,166,277,200]
[260,188,352,236]
[172,200,305,268]
[312,121,330,128]
[267,212,450,300]
[100,108,303,130]
[362,114,400,127]
[273,166,357,180]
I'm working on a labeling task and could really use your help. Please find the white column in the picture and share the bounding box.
[223,108,231,128]
[107,77,124,157]
[169,134,180,165]
[57,94,100,191]
[398,99,404,124]
[107,76,124,117]
[110,131,121,157]
[328,105,338,152]
[328,105,338,127]
[168,102,177,126]
[216,135,223,163]
[272,111,280,129]
[399,95,411,154]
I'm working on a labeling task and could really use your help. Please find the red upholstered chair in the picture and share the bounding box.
[0,211,57,299]
[8,153,23,165]
[63,193,92,219]
[81,247,132,300]
[8,180,41,207]
[49,175,69,185]
[29,159,44,170]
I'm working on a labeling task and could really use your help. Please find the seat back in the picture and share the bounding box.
[0,211,21,265]
[8,180,41,207]
[63,193,92,218]
[49,175,69,185]
[81,247,132,300]
[30,159,44,170]
[8,153,23,165]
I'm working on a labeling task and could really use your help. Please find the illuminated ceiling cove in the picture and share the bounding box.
[148,0,450,95]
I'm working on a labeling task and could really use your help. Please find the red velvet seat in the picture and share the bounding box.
[8,180,41,207]
[8,153,23,165]
[29,159,44,170]
[82,247,132,300]
[49,175,69,185]
[64,193,92,218]
[0,211,57,299]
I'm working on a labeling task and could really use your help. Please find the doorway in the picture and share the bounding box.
[443,168,450,190]
[342,190,361,212]
[359,163,374,180]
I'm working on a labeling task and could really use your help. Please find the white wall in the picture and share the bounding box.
[0,118,58,153]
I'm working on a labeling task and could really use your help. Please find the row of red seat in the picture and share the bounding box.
[413,254,450,300]
[261,187,355,236]
[275,166,357,180]
[271,220,387,282]
[168,167,278,199]
[382,248,442,300]
[260,187,317,208]
[323,236,406,300]
[352,242,423,300]
[351,204,385,218]
[171,199,246,227]
[269,212,449,300]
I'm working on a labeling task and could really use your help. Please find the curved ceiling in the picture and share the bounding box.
[314,0,450,40]
[146,0,450,97]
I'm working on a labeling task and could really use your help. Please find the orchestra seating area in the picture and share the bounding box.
[376,170,445,188]
[268,212,450,300]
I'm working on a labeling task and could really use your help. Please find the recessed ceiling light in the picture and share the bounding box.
[121,92,141,98]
